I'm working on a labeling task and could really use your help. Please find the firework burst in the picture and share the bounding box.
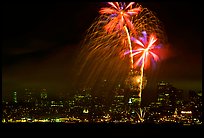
[125,31,161,98]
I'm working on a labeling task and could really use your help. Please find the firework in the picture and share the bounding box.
[125,31,161,98]
[75,2,167,100]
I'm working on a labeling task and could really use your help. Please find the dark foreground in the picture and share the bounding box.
[1,123,203,136]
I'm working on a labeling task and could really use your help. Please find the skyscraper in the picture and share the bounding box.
[40,89,48,106]
[13,91,17,103]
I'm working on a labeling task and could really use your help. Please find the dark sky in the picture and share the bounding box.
[2,2,202,101]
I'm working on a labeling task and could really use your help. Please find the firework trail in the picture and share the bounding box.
[75,16,130,94]
[124,26,134,69]
[125,31,161,98]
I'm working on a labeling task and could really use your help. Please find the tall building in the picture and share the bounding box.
[40,89,48,106]
[13,91,17,103]
[24,88,33,103]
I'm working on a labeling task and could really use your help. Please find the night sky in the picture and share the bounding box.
[2,2,202,101]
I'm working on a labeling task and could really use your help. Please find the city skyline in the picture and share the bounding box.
[2,2,202,101]
[2,82,202,126]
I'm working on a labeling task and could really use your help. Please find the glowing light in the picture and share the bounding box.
[83,109,89,113]
[128,98,132,104]
[181,111,192,114]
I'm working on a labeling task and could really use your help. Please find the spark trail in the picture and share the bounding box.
[124,26,134,70]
